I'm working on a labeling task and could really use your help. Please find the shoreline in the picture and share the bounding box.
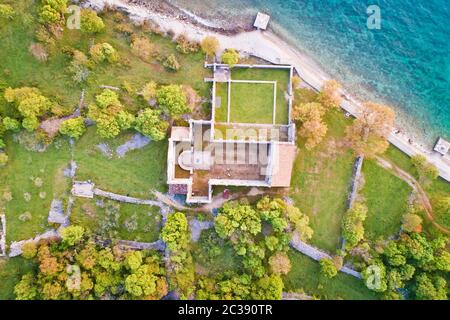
[81,0,450,182]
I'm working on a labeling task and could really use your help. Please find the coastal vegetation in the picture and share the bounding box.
[0,0,448,301]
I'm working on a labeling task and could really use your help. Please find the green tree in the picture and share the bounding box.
[134,109,168,141]
[161,212,189,252]
[80,9,105,33]
[14,274,38,300]
[415,274,447,300]
[215,201,262,239]
[125,266,157,297]
[125,251,143,271]
[59,117,86,139]
[156,85,189,118]
[221,48,240,67]
[342,202,368,250]
[251,275,283,300]
[320,258,338,278]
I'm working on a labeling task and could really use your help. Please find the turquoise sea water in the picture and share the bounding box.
[169,0,449,145]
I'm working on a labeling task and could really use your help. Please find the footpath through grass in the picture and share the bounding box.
[383,146,450,231]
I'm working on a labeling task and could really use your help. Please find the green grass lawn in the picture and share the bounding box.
[230,68,290,124]
[214,82,228,123]
[229,82,274,124]
[362,160,412,240]
[70,197,161,243]
[73,128,168,198]
[0,257,36,300]
[283,250,379,300]
[0,134,72,242]
[290,109,355,253]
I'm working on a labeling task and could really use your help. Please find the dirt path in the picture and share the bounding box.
[376,157,450,234]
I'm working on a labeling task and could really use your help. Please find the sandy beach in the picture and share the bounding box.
[81,0,450,182]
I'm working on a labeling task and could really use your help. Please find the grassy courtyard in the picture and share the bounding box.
[229,82,275,124]
[214,68,290,125]
[362,160,412,240]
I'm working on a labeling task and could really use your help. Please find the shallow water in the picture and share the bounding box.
[167,0,450,146]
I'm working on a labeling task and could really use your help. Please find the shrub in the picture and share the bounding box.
[141,82,157,101]
[89,43,119,64]
[0,4,14,20]
[201,36,219,57]
[22,242,38,259]
[80,9,105,34]
[268,252,292,275]
[0,152,8,167]
[61,226,85,246]
[39,5,61,24]
[22,117,40,132]
[95,89,121,108]
[163,54,180,71]
[221,48,240,67]
[402,213,423,233]
[29,43,48,62]
[59,117,86,139]
[320,258,338,278]
[3,117,21,132]
[131,36,155,61]
[175,34,200,54]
